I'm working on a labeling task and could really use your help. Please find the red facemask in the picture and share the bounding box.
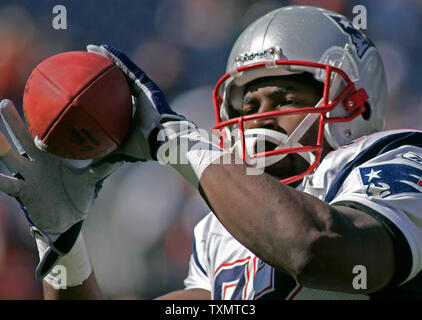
[212,60,369,185]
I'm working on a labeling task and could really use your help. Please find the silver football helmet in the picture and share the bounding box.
[212,5,387,184]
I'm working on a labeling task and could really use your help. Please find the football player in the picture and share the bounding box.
[0,5,421,299]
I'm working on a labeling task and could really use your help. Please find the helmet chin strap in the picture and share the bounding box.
[231,98,323,169]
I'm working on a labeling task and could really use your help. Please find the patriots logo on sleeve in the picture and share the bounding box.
[402,151,422,164]
[359,164,422,198]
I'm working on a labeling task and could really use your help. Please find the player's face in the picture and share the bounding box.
[241,75,327,182]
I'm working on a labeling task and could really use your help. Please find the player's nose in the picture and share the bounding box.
[247,102,282,131]
[246,117,279,131]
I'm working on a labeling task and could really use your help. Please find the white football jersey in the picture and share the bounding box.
[184,129,422,299]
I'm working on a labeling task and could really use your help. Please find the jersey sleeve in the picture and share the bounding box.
[329,145,422,286]
[184,215,212,292]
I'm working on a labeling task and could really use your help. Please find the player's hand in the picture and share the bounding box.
[0,99,122,280]
[87,44,196,162]
[87,44,228,187]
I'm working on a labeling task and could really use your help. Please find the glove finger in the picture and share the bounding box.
[0,100,38,157]
[100,44,142,79]
[0,173,22,197]
[86,44,107,58]
[0,131,30,174]
[87,44,141,96]
[1,146,31,175]
[100,45,178,116]
[89,44,179,117]
[0,131,11,157]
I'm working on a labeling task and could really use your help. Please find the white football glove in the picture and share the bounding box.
[86,44,187,162]
[87,44,229,186]
[0,99,122,280]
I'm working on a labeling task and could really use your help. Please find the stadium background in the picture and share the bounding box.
[0,0,420,299]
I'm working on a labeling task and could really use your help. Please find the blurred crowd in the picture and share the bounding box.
[0,0,420,299]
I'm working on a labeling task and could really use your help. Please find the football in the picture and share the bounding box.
[23,51,132,159]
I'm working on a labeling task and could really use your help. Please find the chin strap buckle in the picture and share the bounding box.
[344,88,369,111]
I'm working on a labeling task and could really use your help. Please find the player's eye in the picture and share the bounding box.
[276,99,303,109]
[243,106,259,115]
[242,96,260,115]
[283,99,299,106]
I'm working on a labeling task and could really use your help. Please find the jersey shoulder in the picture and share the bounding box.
[327,129,422,167]
[308,129,422,287]
[307,129,422,193]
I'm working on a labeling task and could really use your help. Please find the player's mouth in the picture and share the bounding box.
[254,140,279,153]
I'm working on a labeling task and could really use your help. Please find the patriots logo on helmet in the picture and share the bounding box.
[359,164,422,198]
[326,14,374,59]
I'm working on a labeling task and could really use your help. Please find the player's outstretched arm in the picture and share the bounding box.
[0,99,125,299]
[198,157,395,294]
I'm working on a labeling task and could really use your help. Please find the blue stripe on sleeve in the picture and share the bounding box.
[193,235,207,277]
